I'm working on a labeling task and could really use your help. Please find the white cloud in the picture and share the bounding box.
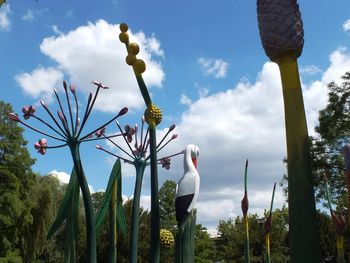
[17,20,165,113]
[22,9,34,21]
[343,19,350,33]
[198,57,228,78]
[21,8,47,21]
[48,169,95,193]
[52,25,63,35]
[159,47,350,232]
[49,169,70,184]
[15,67,64,102]
[0,4,10,31]
[180,94,192,106]
[300,65,322,75]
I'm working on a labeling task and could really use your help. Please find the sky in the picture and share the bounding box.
[1,0,350,235]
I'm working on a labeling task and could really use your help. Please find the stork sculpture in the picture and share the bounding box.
[175,144,200,263]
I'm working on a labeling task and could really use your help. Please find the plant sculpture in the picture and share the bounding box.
[324,176,346,263]
[96,116,180,263]
[343,143,350,221]
[257,1,320,262]
[263,183,276,263]
[9,81,128,262]
[241,160,250,263]
[118,22,175,263]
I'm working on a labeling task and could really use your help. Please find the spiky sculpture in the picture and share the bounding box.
[257,1,321,262]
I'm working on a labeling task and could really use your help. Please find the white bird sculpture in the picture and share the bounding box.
[175,144,200,224]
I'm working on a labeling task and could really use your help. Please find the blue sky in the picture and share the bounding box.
[2,1,350,234]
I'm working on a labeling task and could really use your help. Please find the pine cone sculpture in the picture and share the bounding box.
[160,229,174,248]
[257,0,304,61]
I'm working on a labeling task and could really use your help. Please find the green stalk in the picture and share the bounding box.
[242,160,250,263]
[149,128,160,263]
[336,237,345,263]
[264,183,276,263]
[109,180,117,263]
[69,142,97,263]
[324,177,346,263]
[130,159,147,263]
[276,53,320,262]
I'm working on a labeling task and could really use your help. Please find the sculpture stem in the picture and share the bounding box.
[336,236,345,263]
[149,128,160,263]
[129,159,146,263]
[275,53,320,263]
[69,143,96,263]
[109,180,117,263]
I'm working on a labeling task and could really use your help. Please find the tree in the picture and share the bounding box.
[0,101,36,257]
[309,72,350,209]
[194,224,217,263]
[22,175,64,262]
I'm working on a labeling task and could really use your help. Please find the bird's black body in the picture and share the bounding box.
[175,193,194,223]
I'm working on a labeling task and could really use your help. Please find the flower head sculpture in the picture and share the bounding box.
[8,80,128,263]
[96,115,181,262]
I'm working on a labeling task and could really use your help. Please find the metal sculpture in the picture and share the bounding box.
[9,81,128,263]
[257,1,321,262]
[175,144,200,263]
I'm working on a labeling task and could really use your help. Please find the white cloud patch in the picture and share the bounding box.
[52,25,63,35]
[22,9,34,21]
[343,19,350,33]
[48,170,95,193]
[16,20,165,113]
[21,8,47,21]
[15,67,64,102]
[180,94,192,106]
[300,65,322,75]
[198,57,228,78]
[160,47,350,232]
[0,4,11,31]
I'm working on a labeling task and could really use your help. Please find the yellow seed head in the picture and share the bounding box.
[133,59,146,74]
[119,32,129,43]
[119,23,128,32]
[144,104,162,127]
[128,43,140,55]
[160,229,174,248]
[126,54,137,66]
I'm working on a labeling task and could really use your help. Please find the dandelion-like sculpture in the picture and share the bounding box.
[8,80,128,263]
[118,22,164,262]
[96,116,180,263]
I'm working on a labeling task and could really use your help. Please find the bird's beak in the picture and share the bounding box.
[192,158,197,169]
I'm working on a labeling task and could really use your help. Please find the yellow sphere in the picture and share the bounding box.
[119,32,129,43]
[128,43,140,55]
[126,54,137,66]
[134,59,146,74]
[119,23,128,32]
[144,104,162,127]
[160,229,174,249]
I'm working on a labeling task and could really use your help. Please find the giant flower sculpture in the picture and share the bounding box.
[9,80,128,263]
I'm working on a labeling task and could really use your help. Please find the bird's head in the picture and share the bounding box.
[185,144,199,169]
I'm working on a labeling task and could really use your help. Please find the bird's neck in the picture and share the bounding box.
[184,147,196,173]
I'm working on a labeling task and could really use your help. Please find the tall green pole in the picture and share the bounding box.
[257,1,320,262]
[69,142,97,263]
[129,160,146,263]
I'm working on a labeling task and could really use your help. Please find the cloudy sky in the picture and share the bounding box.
[2,1,350,234]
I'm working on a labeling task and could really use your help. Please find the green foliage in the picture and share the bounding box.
[22,175,64,262]
[0,101,36,257]
[216,209,289,263]
[194,224,217,263]
[302,72,350,208]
